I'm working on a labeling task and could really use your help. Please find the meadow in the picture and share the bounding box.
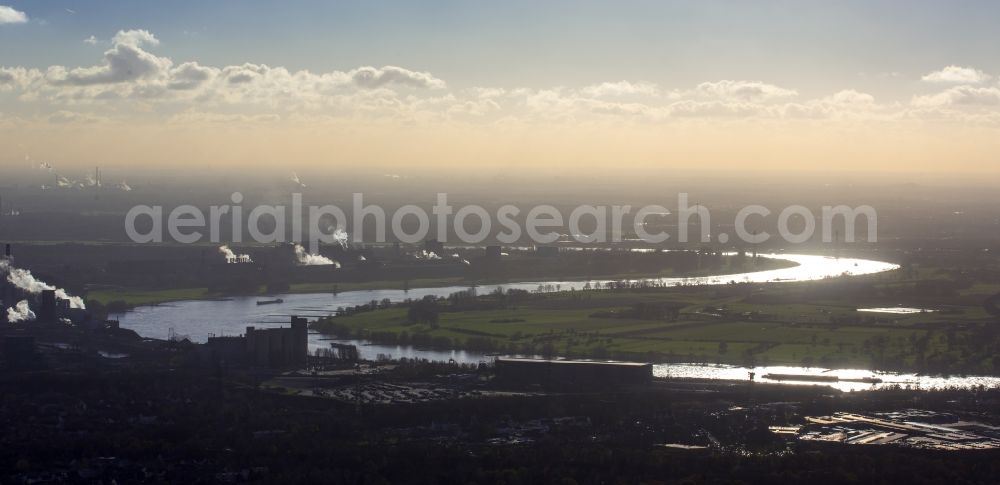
[313,268,1000,374]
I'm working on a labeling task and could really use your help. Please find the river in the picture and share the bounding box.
[112,253,1000,391]
[116,253,896,342]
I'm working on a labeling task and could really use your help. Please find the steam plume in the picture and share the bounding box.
[332,228,349,248]
[318,220,350,249]
[290,172,306,188]
[219,245,252,263]
[7,300,35,323]
[293,244,340,267]
[414,250,441,260]
[0,260,86,309]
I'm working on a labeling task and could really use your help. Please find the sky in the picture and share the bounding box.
[2,0,1000,178]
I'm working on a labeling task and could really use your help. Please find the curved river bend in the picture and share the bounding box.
[117,253,896,342]
[113,254,1000,390]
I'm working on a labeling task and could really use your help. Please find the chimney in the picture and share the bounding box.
[38,289,57,323]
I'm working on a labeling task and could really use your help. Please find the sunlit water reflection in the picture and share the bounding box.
[111,253,998,390]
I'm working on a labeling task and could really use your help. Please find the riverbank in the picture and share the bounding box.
[118,253,979,375]
[307,262,1000,376]
[88,255,798,309]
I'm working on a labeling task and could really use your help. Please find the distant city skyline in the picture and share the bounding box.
[2,0,1000,175]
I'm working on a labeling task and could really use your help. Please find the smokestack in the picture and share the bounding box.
[38,289,57,323]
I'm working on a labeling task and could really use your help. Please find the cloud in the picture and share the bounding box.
[49,29,171,85]
[0,66,40,90]
[696,80,798,101]
[3,28,1000,129]
[0,5,27,24]
[780,90,880,119]
[2,30,444,110]
[912,85,1000,107]
[666,99,765,118]
[112,29,159,48]
[83,35,98,45]
[168,61,216,90]
[921,65,991,84]
[349,66,445,89]
[824,89,876,106]
[580,81,660,97]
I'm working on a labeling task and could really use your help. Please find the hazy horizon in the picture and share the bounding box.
[2,0,1000,178]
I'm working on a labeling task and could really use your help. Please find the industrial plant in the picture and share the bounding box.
[207,317,309,369]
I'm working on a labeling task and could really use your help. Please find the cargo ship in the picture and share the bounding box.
[763,373,882,384]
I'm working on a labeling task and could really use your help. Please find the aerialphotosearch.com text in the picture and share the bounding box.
[125,192,878,253]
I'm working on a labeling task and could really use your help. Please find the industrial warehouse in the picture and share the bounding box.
[206,317,309,369]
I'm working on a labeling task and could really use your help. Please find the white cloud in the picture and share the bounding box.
[921,65,991,84]
[49,29,171,85]
[112,29,159,48]
[780,90,880,120]
[3,28,1000,128]
[348,66,445,89]
[580,81,660,98]
[912,85,1000,107]
[168,62,216,90]
[696,80,798,101]
[0,66,41,91]
[0,5,27,24]
[83,35,98,45]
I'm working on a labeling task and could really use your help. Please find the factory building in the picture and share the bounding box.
[207,316,308,369]
[494,357,653,388]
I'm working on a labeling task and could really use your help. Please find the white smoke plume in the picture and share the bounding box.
[414,250,441,260]
[318,220,350,249]
[0,260,86,309]
[290,172,306,188]
[83,173,100,187]
[293,244,340,267]
[357,255,367,261]
[28,158,127,191]
[219,245,252,263]
[7,300,35,323]
[332,228,349,248]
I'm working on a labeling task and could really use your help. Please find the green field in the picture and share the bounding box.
[87,287,215,307]
[313,272,1000,374]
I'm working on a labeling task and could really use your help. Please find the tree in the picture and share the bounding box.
[407,296,440,326]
